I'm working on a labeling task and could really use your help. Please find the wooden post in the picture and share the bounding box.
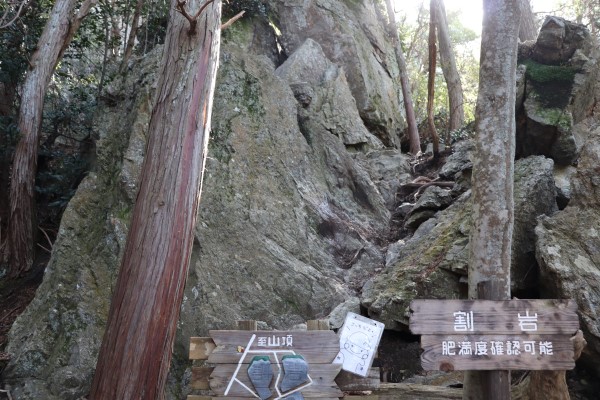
[307,319,330,331]
[473,281,510,400]
[237,320,258,331]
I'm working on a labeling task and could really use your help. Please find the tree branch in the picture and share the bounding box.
[176,0,215,34]
[0,0,32,30]
[221,10,244,30]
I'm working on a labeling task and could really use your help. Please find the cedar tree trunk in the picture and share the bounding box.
[89,0,221,398]
[463,0,521,399]
[6,0,95,277]
[384,0,421,155]
[427,0,441,157]
[433,0,465,132]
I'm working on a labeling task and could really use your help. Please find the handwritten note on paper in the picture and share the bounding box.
[333,312,384,377]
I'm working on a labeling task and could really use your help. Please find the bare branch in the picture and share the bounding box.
[0,0,32,30]
[176,0,215,34]
[221,10,244,30]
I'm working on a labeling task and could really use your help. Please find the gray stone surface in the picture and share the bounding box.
[362,156,560,329]
[359,149,412,211]
[533,16,589,65]
[1,49,162,400]
[512,156,558,292]
[273,0,406,147]
[517,15,598,166]
[535,126,600,372]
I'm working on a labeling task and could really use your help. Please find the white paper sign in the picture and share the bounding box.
[333,312,384,377]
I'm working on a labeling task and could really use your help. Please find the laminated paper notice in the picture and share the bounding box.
[333,312,384,377]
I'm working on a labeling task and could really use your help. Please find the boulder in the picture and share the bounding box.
[512,156,557,292]
[276,39,383,149]
[359,149,413,211]
[532,16,589,65]
[361,156,558,329]
[273,0,406,147]
[404,186,453,230]
[516,17,599,165]
[535,125,600,375]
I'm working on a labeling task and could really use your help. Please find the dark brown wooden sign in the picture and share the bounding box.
[409,299,579,371]
[190,330,343,398]
[409,299,578,335]
[420,334,575,371]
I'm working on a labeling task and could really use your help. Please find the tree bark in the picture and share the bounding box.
[6,0,96,277]
[383,0,421,155]
[463,1,521,399]
[89,0,222,398]
[427,0,440,157]
[433,0,465,132]
[519,0,537,42]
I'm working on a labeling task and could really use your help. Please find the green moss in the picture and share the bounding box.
[535,107,572,131]
[523,60,577,84]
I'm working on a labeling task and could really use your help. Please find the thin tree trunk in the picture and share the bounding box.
[120,0,145,72]
[383,0,421,155]
[463,0,521,399]
[6,0,96,278]
[89,0,221,398]
[427,0,440,157]
[433,0,464,133]
[519,0,537,41]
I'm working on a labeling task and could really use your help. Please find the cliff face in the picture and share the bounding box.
[1,2,408,398]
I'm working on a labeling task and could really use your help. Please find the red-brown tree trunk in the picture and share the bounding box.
[427,0,441,157]
[433,0,465,133]
[89,0,222,398]
[6,0,96,277]
[383,0,421,155]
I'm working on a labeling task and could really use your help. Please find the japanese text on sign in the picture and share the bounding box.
[451,309,540,332]
[256,334,294,347]
[441,340,554,356]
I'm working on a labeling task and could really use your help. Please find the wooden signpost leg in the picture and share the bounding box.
[480,281,510,400]
[463,282,510,400]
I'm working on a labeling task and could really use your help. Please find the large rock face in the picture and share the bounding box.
[1,8,403,399]
[361,156,558,329]
[273,0,406,147]
[535,125,600,373]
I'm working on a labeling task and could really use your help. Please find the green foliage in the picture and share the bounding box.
[397,2,480,130]
[522,59,577,83]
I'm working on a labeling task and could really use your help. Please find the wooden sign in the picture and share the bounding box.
[190,330,343,398]
[409,299,578,334]
[409,299,579,371]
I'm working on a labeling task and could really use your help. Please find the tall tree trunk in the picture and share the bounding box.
[463,0,521,399]
[519,0,537,41]
[427,0,440,157]
[433,0,465,133]
[89,0,221,398]
[383,0,421,155]
[120,0,145,72]
[6,0,96,278]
